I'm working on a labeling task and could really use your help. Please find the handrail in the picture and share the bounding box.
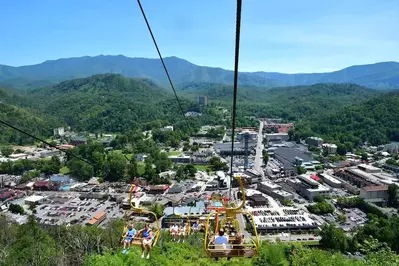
[122,183,161,246]
[226,175,246,212]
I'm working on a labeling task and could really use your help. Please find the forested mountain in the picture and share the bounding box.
[295,92,399,147]
[26,74,222,133]
[1,55,399,89]
[0,101,58,145]
[197,83,379,121]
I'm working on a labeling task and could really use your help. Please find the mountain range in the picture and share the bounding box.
[1,55,399,90]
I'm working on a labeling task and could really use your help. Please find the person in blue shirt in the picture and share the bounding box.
[214,229,229,247]
[213,229,231,260]
[140,224,153,259]
[122,224,136,254]
[193,221,199,232]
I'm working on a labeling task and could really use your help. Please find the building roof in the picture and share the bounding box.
[25,195,45,202]
[34,181,50,187]
[260,181,281,189]
[93,211,106,220]
[50,175,71,182]
[87,218,98,225]
[363,186,388,192]
[310,174,321,182]
[149,185,169,191]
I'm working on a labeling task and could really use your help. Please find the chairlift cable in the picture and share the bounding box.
[229,0,243,200]
[0,119,94,167]
[136,0,189,125]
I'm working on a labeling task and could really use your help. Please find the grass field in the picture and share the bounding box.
[194,164,211,171]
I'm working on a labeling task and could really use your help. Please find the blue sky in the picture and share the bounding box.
[1,0,398,73]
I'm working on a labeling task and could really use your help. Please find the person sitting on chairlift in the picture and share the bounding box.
[121,223,136,254]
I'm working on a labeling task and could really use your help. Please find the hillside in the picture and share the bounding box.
[188,83,379,121]
[1,215,395,266]
[27,74,218,133]
[295,92,399,147]
[0,100,58,145]
[1,56,399,89]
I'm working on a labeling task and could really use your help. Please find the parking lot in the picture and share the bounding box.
[29,192,124,227]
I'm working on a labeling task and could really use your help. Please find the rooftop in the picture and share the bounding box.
[363,185,388,192]
[25,195,45,202]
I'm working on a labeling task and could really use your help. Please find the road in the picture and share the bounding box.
[254,120,265,181]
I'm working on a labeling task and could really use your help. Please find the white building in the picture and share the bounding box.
[306,137,323,147]
[322,143,337,154]
[360,185,388,205]
[53,127,65,137]
[288,174,330,200]
[266,133,289,142]
[24,195,46,205]
[319,173,342,188]
[258,181,293,200]
[163,126,174,131]
[259,181,281,193]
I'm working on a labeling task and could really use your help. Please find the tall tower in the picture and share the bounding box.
[243,132,249,171]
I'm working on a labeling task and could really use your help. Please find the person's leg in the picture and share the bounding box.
[141,244,145,258]
[146,244,151,259]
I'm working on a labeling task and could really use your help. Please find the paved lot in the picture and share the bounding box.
[14,191,125,227]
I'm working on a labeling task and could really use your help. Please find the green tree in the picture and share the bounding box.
[361,153,368,161]
[148,203,164,219]
[125,157,138,180]
[68,159,94,181]
[8,203,24,214]
[209,156,228,171]
[0,146,14,157]
[319,224,350,252]
[387,184,399,208]
[296,165,307,174]
[103,152,127,182]
[338,214,347,224]
[262,152,269,165]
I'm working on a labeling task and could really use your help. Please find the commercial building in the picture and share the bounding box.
[87,211,107,226]
[50,175,71,184]
[259,181,281,194]
[214,142,256,155]
[197,96,208,105]
[163,125,174,131]
[236,131,257,143]
[274,146,313,171]
[358,164,382,174]
[266,133,289,142]
[288,174,330,200]
[360,186,389,206]
[147,185,169,194]
[53,127,65,137]
[322,143,337,154]
[258,181,294,201]
[306,137,323,147]
[24,195,46,205]
[169,155,191,164]
[263,123,294,133]
[318,173,342,188]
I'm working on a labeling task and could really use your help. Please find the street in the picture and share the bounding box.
[254,120,265,181]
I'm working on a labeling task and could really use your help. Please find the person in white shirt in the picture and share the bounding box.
[170,223,179,242]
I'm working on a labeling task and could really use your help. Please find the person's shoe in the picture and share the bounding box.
[141,253,145,259]
[146,254,150,260]
[122,249,126,254]
[125,250,129,254]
